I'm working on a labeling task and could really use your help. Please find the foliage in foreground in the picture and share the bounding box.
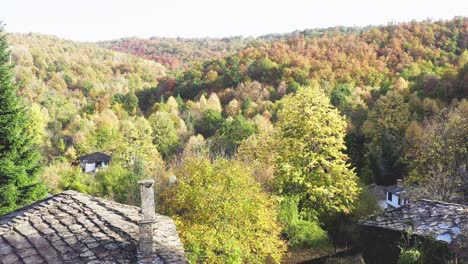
[0,27,46,215]
[159,158,286,263]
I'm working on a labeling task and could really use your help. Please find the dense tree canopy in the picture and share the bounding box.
[99,36,253,70]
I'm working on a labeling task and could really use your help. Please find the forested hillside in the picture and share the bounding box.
[99,36,253,70]
[8,33,166,163]
[98,26,366,70]
[2,17,467,263]
[146,17,467,186]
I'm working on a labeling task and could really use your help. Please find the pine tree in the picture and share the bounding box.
[0,25,46,215]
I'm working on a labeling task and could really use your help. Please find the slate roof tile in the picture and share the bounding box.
[0,190,188,264]
[361,199,468,246]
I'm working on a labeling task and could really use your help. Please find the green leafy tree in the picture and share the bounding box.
[159,158,286,263]
[212,115,257,156]
[92,109,121,151]
[122,92,139,114]
[219,115,257,146]
[194,109,225,138]
[330,83,354,113]
[93,162,141,205]
[148,111,180,157]
[362,91,410,185]
[57,165,91,194]
[275,86,359,220]
[0,28,46,214]
[166,95,179,115]
[117,117,164,177]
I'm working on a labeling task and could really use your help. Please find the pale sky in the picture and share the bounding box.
[1,0,467,42]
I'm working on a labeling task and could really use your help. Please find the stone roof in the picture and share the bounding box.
[361,199,468,245]
[78,152,111,163]
[0,190,187,264]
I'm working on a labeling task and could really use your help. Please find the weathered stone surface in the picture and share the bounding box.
[1,253,20,264]
[0,190,188,263]
[361,199,467,246]
[22,254,45,264]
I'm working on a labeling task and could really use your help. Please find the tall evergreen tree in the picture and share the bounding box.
[0,25,46,215]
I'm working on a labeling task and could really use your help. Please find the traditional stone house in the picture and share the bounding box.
[77,152,111,173]
[0,180,188,263]
[360,199,468,264]
[385,179,409,208]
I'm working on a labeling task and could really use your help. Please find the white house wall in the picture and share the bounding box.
[84,163,96,173]
[386,192,400,208]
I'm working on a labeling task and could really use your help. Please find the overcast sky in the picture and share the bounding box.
[1,0,466,42]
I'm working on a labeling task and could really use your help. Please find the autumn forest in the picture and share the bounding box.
[0,16,467,263]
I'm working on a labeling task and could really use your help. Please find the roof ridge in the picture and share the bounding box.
[418,199,468,207]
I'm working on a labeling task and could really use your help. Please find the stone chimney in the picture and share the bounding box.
[397,179,403,188]
[138,179,156,263]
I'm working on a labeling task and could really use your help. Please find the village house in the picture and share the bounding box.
[0,180,188,264]
[360,199,468,264]
[385,179,409,208]
[77,152,111,173]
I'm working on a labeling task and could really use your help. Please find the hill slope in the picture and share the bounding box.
[9,33,166,122]
[98,36,254,70]
[138,17,467,184]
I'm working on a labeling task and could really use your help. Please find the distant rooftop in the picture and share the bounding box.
[77,152,111,163]
[384,184,407,195]
[361,199,468,245]
[0,190,187,263]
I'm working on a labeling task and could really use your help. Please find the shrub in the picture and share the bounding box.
[92,163,141,205]
[278,196,332,250]
[398,248,421,264]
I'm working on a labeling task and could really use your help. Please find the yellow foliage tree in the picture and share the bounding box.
[275,86,360,219]
[159,158,286,263]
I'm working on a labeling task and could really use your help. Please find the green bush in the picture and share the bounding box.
[92,162,141,205]
[58,166,92,194]
[398,248,421,264]
[279,196,332,250]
